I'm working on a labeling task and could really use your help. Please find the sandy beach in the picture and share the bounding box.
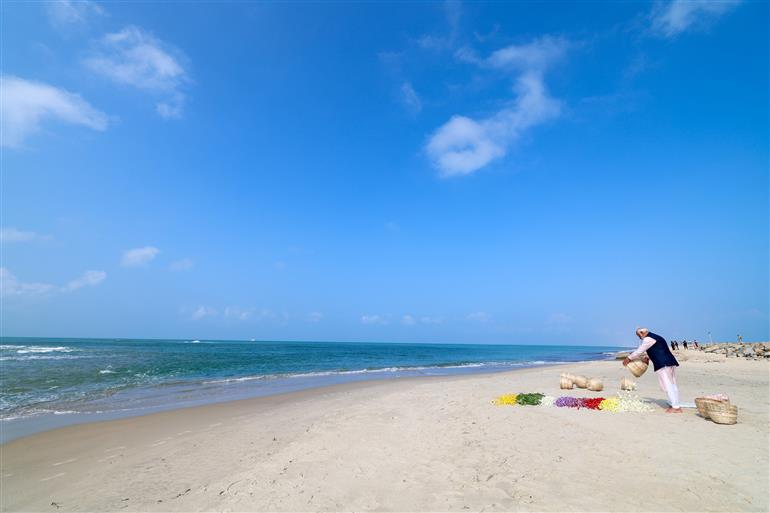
[2,350,768,512]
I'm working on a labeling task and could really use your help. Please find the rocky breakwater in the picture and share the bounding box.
[698,342,770,360]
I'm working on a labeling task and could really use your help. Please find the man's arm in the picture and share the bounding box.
[623,336,655,366]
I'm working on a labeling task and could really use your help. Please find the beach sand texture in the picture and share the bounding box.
[2,351,768,512]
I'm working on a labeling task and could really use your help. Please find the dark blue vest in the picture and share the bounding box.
[645,332,679,371]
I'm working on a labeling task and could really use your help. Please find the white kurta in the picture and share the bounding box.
[629,336,680,408]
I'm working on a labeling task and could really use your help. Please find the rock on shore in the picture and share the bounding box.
[698,341,770,360]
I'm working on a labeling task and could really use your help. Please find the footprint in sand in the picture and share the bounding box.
[40,473,66,482]
[52,458,77,467]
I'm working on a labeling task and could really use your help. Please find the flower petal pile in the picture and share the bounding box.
[491,393,519,406]
[493,391,652,413]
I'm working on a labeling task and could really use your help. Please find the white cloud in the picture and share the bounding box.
[0,227,51,243]
[400,82,422,115]
[427,116,506,176]
[547,313,572,325]
[1,267,104,297]
[46,0,104,30]
[486,36,567,71]
[84,26,189,118]
[121,246,159,267]
[191,305,217,320]
[467,311,491,323]
[224,306,255,321]
[651,0,741,37]
[0,75,108,148]
[402,314,443,326]
[361,314,389,325]
[169,258,193,271]
[0,268,55,297]
[307,311,324,322]
[426,36,566,177]
[63,270,106,291]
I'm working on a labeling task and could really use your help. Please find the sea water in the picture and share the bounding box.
[0,338,623,442]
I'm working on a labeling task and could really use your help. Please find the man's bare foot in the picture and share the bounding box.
[665,407,683,413]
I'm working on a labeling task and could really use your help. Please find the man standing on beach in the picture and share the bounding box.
[623,328,681,413]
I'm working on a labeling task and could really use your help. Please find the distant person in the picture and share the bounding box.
[738,334,743,342]
[683,340,688,350]
[673,341,679,351]
[624,328,681,413]
[693,340,699,349]
[670,340,676,351]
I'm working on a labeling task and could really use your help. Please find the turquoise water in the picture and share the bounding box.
[0,338,623,441]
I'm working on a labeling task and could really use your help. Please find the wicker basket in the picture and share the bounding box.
[626,360,649,378]
[620,377,636,391]
[694,397,726,419]
[560,377,574,390]
[587,378,603,391]
[708,404,738,425]
[573,375,588,388]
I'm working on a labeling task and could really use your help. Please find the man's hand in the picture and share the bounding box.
[642,356,650,364]
[622,357,630,367]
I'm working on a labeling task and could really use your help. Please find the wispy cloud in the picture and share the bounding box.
[191,305,218,321]
[63,270,106,291]
[0,227,51,243]
[385,221,400,233]
[426,36,567,177]
[402,314,444,326]
[46,0,105,31]
[400,82,422,115]
[307,311,324,322]
[169,258,193,271]
[1,267,106,297]
[224,306,255,321]
[361,314,390,325]
[84,26,190,119]
[121,246,159,267]
[0,75,108,148]
[416,0,462,51]
[651,0,741,37]
[547,312,572,325]
[466,311,491,323]
[0,268,56,297]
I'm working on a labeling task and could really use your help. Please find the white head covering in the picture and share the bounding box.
[636,327,650,337]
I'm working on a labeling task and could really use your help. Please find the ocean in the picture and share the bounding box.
[0,337,624,442]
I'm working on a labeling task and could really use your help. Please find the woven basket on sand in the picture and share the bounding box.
[573,375,588,388]
[626,360,648,378]
[708,404,738,425]
[560,377,574,389]
[587,378,603,391]
[695,397,727,419]
[620,377,636,391]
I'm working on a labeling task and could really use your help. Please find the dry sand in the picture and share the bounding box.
[2,351,768,512]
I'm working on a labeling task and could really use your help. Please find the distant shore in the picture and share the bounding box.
[2,350,768,512]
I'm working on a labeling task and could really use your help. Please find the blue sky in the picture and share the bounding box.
[1,0,767,345]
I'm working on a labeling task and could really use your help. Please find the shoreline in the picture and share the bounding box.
[1,360,576,445]
[0,339,626,443]
[2,352,768,511]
